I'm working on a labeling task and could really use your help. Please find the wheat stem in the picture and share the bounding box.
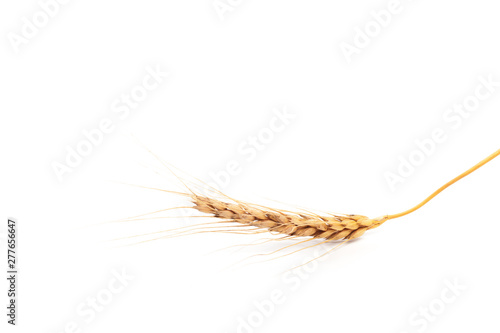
[385,148,500,220]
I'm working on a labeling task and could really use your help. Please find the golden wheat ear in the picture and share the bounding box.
[189,194,383,241]
[171,147,500,243]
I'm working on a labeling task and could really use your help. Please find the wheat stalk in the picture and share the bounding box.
[177,147,500,243]
[118,146,499,252]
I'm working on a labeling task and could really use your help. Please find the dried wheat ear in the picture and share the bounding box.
[180,147,500,243]
[191,194,386,241]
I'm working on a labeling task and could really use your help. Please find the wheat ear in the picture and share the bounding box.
[184,148,500,242]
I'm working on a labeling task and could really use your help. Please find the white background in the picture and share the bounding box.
[1,1,500,332]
